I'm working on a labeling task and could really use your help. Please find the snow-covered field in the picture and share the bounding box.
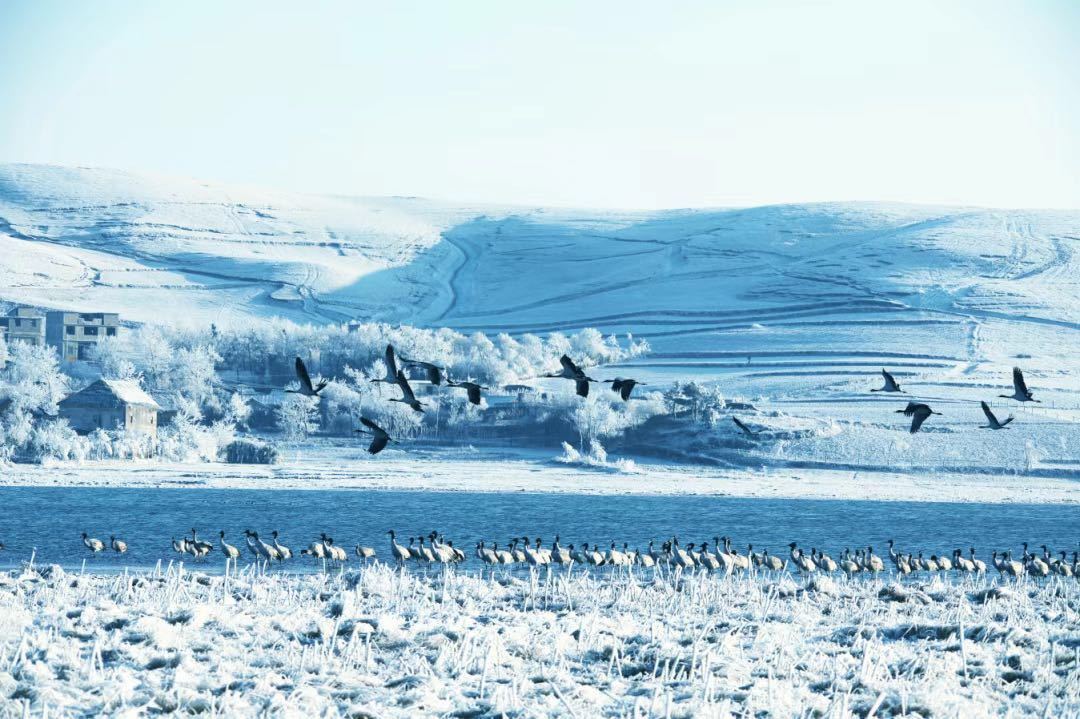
[3,562,1078,717]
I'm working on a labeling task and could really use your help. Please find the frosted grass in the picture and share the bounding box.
[2,560,1078,717]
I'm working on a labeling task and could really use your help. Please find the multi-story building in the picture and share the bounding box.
[45,311,121,362]
[0,307,47,346]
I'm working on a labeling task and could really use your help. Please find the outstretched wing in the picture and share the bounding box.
[909,406,932,433]
[980,401,998,426]
[1013,367,1029,395]
[560,354,580,375]
[396,370,418,402]
[368,435,389,455]
[619,381,634,401]
[385,345,398,378]
[360,416,383,433]
[882,369,899,391]
[608,378,624,394]
[466,385,482,405]
[732,417,756,436]
[575,379,590,398]
[295,357,314,393]
[424,364,442,385]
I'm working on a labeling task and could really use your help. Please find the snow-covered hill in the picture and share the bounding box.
[2,163,1079,479]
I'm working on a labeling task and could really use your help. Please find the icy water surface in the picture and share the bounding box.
[0,487,1076,571]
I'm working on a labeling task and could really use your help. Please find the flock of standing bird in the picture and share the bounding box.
[292,344,1044,450]
[65,527,1080,583]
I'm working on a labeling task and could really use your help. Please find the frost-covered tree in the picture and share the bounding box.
[276,394,318,441]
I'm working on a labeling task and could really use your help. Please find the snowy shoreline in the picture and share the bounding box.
[1,452,1078,505]
[3,562,1078,717]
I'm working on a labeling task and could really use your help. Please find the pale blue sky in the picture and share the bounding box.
[1,1,1078,208]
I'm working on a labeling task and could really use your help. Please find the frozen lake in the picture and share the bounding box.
[1,486,1076,572]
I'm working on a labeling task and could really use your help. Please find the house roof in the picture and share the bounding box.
[61,378,161,410]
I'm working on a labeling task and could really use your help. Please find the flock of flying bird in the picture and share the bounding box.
[864,365,1039,434]
[291,346,648,454]
[291,344,1044,451]
[69,528,1080,583]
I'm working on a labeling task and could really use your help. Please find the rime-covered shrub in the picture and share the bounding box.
[223,438,280,464]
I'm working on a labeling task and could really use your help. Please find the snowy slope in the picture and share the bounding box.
[2,164,1079,480]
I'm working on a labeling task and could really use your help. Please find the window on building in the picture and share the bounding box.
[66,326,75,335]
[84,327,98,336]
[106,328,116,336]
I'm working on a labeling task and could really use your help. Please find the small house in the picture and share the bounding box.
[58,379,160,437]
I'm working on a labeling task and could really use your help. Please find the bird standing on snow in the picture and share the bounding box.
[871,368,904,393]
[288,357,328,397]
[896,402,941,433]
[980,401,1014,430]
[999,366,1039,403]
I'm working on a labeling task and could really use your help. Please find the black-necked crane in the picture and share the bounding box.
[390,370,426,413]
[952,549,974,572]
[172,537,188,555]
[399,354,446,385]
[288,357,328,398]
[301,540,327,560]
[551,536,572,565]
[189,529,213,559]
[732,417,758,437]
[840,549,860,577]
[788,543,816,573]
[814,549,838,573]
[493,542,515,565]
[968,548,986,573]
[698,543,721,571]
[356,416,394,455]
[587,543,606,566]
[475,540,498,565]
[570,544,588,565]
[82,532,104,555]
[219,531,240,564]
[543,354,596,398]
[271,531,292,561]
[761,549,785,572]
[447,379,487,405]
[243,530,277,563]
[980,401,1014,430]
[522,537,548,566]
[896,402,941,433]
[1055,552,1074,577]
[355,544,376,560]
[993,551,1024,578]
[110,535,127,554]
[871,368,904,393]
[1000,366,1039,403]
[387,531,411,564]
[319,534,347,562]
[372,344,400,385]
[604,377,645,401]
[863,546,884,573]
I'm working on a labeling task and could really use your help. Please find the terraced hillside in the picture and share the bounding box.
[1,164,1078,478]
